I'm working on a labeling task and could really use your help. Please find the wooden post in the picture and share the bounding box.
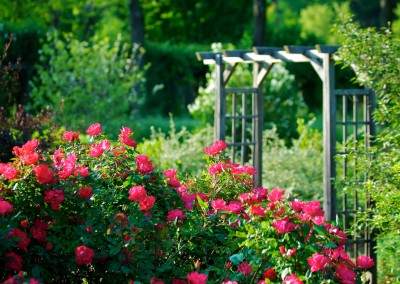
[322,54,336,221]
[253,62,264,188]
[215,54,226,141]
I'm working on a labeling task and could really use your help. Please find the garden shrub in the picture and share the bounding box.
[334,14,400,282]
[0,123,373,283]
[262,118,323,202]
[29,32,146,138]
[138,117,214,175]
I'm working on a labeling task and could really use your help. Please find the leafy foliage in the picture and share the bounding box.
[262,118,323,202]
[29,32,146,137]
[334,14,400,282]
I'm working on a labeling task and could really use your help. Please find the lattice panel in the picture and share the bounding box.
[334,89,376,265]
[224,88,258,165]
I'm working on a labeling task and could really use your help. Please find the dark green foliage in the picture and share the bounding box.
[142,0,252,44]
[143,42,208,116]
[0,105,61,163]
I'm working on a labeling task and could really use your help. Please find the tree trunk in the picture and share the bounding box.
[128,0,144,46]
[380,0,396,27]
[253,0,266,46]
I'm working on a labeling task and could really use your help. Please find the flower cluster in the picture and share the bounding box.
[0,125,374,283]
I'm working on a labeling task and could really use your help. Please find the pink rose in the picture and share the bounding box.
[211,199,227,211]
[129,185,147,202]
[187,271,207,284]
[237,261,252,275]
[86,123,102,136]
[267,187,285,201]
[335,263,356,284]
[167,209,186,221]
[0,200,14,215]
[62,131,79,141]
[307,253,330,272]
[119,134,137,147]
[163,169,177,178]
[356,255,375,269]
[0,163,18,180]
[283,273,304,284]
[250,205,266,216]
[204,140,227,156]
[272,217,296,234]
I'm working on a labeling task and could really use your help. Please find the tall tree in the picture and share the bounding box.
[253,0,266,46]
[129,0,144,46]
[380,0,397,26]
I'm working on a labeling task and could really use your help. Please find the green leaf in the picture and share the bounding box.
[323,242,337,249]
[313,225,326,236]
[32,265,42,278]
[229,252,244,265]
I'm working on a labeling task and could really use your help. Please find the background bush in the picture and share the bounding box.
[29,32,146,138]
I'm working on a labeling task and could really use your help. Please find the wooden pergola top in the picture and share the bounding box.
[196,45,339,65]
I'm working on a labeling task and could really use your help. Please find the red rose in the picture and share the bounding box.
[263,268,277,280]
[4,252,23,271]
[139,195,155,211]
[86,123,102,136]
[74,166,89,178]
[22,152,40,165]
[33,164,55,184]
[77,186,93,199]
[44,189,65,210]
[75,245,95,265]
[7,228,30,252]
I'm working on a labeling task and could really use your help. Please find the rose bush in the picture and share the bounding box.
[0,124,374,283]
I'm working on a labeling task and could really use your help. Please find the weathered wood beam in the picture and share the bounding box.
[256,63,274,87]
[316,45,340,54]
[284,45,315,53]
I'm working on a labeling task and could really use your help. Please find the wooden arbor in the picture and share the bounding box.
[196,45,376,278]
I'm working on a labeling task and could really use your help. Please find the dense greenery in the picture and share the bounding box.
[29,32,146,136]
[334,14,400,282]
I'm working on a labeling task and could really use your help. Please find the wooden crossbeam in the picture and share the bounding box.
[284,45,315,53]
[253,46,284,55]
[316,45,340,54]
